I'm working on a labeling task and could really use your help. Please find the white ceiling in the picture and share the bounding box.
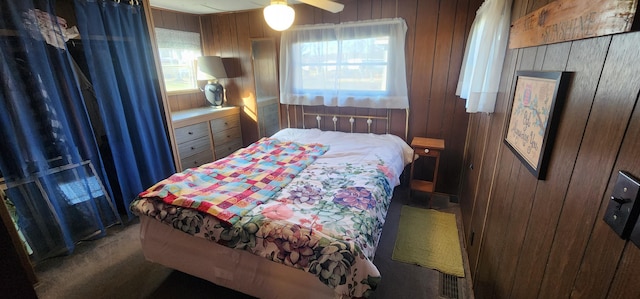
[149,0,303,15]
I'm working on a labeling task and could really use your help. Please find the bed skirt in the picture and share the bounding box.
[139,216,338,299]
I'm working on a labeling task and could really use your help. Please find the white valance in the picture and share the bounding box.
[154,28,200,50]
[280,18,409,109]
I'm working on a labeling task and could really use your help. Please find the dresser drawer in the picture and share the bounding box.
[178,136,211,159]
[210,114,240,133]
[212,126,241,146]
[172,107,242,172]
[175,122,209,144]
[215,139,243,160]
[180,149,214,169]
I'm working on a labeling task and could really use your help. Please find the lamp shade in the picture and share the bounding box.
[264,1,295,31]
[197,56,227,81]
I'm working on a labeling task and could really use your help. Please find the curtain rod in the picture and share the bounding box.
[288,17,406,32]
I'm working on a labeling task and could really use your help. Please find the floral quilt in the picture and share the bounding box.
[130,129,413,298]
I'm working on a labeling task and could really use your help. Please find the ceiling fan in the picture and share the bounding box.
[264,0,344,31]
[296,0,344,13]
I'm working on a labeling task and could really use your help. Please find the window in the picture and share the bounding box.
[456,0,511,113]
[280,18,409,109]
[297,37,389,93]
[154,28,201,92]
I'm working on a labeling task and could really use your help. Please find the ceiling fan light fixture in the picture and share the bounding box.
[264,1,295,31]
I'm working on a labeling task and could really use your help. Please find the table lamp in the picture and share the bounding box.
[197,56,227,107]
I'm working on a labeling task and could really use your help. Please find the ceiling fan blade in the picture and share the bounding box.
[298,0,344,13]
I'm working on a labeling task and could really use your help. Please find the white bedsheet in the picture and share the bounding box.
[272,128,413,187]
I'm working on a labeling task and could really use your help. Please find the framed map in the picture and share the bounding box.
[504,71,570,179]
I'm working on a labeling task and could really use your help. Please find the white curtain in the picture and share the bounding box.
[280,18,409,109]
[456,0,512,113]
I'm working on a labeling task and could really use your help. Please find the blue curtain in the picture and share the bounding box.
[0,0,120,262]
[73,0,175,217]
[0,0,174,263]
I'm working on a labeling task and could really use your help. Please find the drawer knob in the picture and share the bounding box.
[227,135,231,138]
[224,122,228,125]
[424,148,430,154]
[190,146,195,150]
[188,131,193,135]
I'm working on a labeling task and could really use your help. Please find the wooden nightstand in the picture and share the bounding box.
[409,137,445,205]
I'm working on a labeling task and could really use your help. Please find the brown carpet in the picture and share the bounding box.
[34,187,473,299]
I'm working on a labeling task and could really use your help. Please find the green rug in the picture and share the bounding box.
[392,206,465,277]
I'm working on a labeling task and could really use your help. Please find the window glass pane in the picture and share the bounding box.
[299,40,338,64]
[301,65,336,90]
[340,37,389,92]
[338,65,387,91]
[296,36,389,93]
[154,28,201,92]
[341,37,389,62]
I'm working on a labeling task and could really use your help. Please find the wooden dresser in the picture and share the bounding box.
[172,106,242,171]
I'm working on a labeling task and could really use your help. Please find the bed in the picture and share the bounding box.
[130,112,413,298]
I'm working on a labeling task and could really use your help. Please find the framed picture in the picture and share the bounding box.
[504,71,570,179]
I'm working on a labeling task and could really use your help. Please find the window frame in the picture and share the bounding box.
[279,18,409,109]
[154,28,202,94]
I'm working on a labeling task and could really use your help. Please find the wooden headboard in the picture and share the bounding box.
[283,105,409,141]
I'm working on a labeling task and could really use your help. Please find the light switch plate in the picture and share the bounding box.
[603,171,640,239]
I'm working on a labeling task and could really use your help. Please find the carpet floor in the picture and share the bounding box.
[33,186,474,299]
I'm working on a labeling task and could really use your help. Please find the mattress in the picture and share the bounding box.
[132,128,413,298]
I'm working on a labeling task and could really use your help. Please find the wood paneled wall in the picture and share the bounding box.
[150,8,205,111]
[151,8,200,32]
[460,0,640,298]
[200,0,482,195]
[200,10,269,146]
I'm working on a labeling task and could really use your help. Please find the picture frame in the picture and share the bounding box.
[504,71,570,179]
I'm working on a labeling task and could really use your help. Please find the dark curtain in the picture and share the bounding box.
[0,0,120,262]
[73,0,175,217]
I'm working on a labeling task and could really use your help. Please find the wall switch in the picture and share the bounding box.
[603,171,640,239]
